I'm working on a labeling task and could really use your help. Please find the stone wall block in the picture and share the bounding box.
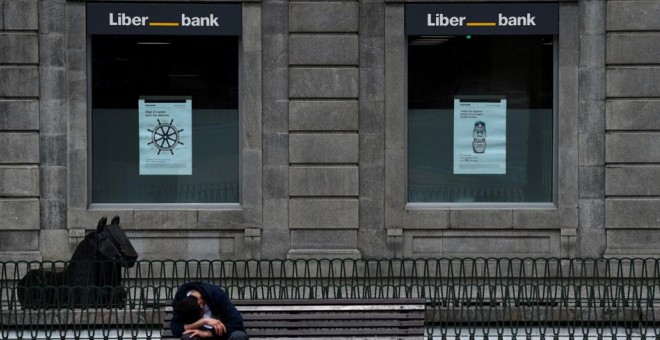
[360,133,384,167]
[134,211,198,230]
[289,2,358,33]
[0,133,38,163]
[0,199,39,229]
[0,67,38,97]
[261,229,290,259]
[607,166,660,196]
[0,33,38,64]
[290,229,357,249]
[264,166,288,199]
[242,52,263,150]
[0,166,38,196]
[290,34,358,65]
[513,210,558,229]
[607,34,660,65]
[264,132,288,166]
[290,133,358,164]
[607,1,660,31]
[40,165,66,202]
[607,100,660,130]
[403,210,449,229]
[263,67,288,102]
[263,33,288,70]
[578,130,604,167]
[263,0,288,35]
[360,67,385,102]
[579,228,605,258]
[360,1,385,38]
[449,210,513,229]
[579,199,605,229]
[289,68,358,98]
[0,100,38,130]
[559,3,579,67]
[40,133,66,166]
[39,0,66,34]
[289,100,358,131]
[39,166,67,229]
[263,98,288,135]
[606,133,660,163]
[359,164,384,199]
[0,231,38,251]
[263,198,288,230]
[289,198,358,229]
[242,149,263,229]
[242,3,262,54]
[580,165,604,198]
[40,68,66,110]
[360,35,385,69]
[289,166,358,196]
[384,150,404,228]
[197,210,246,230]
[360,101,384,134]
[359,229,387,259]
[607,68,660,98]
[360,197,384,230]
[606,229,660,256]
[41,198,67,230]
[4,0,38,31]
[39,99,66,134]
[580,0,605,35]
[606,199,660,229]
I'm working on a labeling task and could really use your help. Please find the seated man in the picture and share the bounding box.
[171,281,248,340]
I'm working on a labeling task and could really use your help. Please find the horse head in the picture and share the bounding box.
[95,216,138,268]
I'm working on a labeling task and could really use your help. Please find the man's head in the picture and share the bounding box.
[176,293,204,324]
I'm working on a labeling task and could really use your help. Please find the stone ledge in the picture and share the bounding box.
[0,251,41,262]
[286,249,361,260]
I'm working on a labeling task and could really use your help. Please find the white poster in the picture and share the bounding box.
[139,98,192,175]
[453,98,507,174]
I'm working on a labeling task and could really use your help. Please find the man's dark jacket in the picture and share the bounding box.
[171,281,245,340]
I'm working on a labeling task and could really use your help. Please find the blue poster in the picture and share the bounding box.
[139,98,192,175]
[453,98,507,174]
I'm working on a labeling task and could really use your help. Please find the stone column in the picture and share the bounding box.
[0,0,41,261]
[578,0,606,257]
[287,1,361,259]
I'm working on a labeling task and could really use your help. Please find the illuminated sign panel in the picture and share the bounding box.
[406,3,558,35]
[87,3,241,35]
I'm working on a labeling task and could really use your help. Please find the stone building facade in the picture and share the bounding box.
[0,0,655,261]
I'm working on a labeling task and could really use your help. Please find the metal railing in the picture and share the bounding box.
[2,258,660,339]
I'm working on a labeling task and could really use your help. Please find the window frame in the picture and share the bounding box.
[65,2,262,233]
[87,34,241,206]
[405,34,559,208]
[383,2,579,246]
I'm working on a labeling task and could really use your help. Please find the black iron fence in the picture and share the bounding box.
[2,258,660,339]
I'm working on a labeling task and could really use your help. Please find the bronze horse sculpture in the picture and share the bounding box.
[17,216,138,309]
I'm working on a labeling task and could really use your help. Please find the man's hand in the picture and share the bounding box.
[205,318,227,335]
[183,329,213,339]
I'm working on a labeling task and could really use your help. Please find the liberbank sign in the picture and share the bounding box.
[87,3,241,36]
[406,3,558,35]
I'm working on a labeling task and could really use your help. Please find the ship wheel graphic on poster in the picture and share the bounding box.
[148,119,184,155]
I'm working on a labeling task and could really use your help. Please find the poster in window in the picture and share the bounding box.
[139,98,192,175]
[453,98,506,174]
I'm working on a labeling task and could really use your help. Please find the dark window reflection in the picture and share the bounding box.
[408,35,554,203]
[91,35,239,203]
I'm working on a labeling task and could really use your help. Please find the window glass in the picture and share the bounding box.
[91,35,239,203]
[408,35,554,203]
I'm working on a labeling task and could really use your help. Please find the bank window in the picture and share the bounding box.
[407,33,555,203]
[90,34,239,203]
